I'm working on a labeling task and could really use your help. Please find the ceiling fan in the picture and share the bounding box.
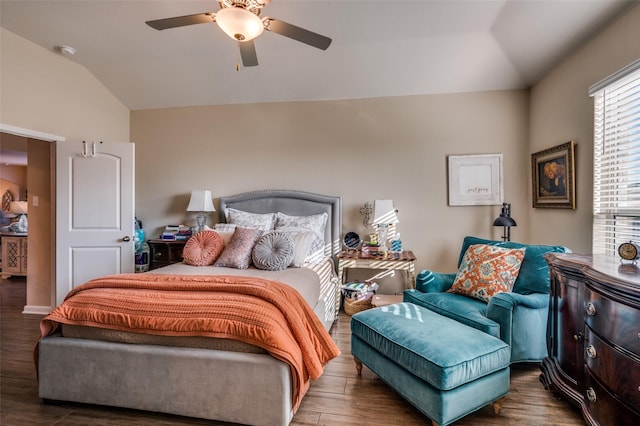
[145,0,332,67]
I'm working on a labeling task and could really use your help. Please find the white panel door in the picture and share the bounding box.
[56,140,135,305]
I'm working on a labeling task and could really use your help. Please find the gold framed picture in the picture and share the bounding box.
[531,141,576,209]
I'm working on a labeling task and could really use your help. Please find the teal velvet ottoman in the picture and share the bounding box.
[351,303,510,426]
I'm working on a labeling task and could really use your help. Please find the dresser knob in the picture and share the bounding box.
[574,332,584,342]
[585,303,597,316]
[586,387,597,403]
[586,345,597,359]
[155,252,162,258]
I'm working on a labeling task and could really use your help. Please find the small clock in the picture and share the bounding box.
[618,241,640,263]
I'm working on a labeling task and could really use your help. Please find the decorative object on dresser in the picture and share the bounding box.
[186,189,215,233]
[372,199,399,254]
[541,253,640,426]
[618,241,640,264]
[492,202,517,241]
[10,201,28,233]
[147,239,187,270]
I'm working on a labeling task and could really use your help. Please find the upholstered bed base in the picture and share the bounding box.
[39,337,294,425]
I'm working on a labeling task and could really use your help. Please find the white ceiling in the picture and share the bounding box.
[0,0,636,112]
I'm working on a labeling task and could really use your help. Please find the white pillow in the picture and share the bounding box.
[214,223,236,232]
[214,229,235,246]
[275,212,328,262]
[225,208,275,232]
[276,229,315,267]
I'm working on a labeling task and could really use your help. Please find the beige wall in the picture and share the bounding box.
[132,90,530,281]
[529,4,640,254]
[26,139,52,307]
[0,28,130,142]
[1,28,130,309]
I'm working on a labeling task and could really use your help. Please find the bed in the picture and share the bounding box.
[36,189,342,426]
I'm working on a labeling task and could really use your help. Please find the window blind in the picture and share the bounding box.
[591,59,640,255]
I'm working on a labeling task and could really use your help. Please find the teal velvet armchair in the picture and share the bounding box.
[403,236,569,364]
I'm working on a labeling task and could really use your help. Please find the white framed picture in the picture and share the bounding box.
[448,154,503,206]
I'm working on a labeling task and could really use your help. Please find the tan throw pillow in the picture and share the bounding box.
[182,231,224,266]
[448,244,526,302]
[275,229,315,267]
[214,227,263,269]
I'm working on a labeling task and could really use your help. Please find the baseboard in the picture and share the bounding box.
[22,305,52,315]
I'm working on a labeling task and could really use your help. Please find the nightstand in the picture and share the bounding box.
[147,239,187,270]
[337,250,417,290]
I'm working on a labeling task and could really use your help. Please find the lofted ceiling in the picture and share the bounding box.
[0,0,637,113]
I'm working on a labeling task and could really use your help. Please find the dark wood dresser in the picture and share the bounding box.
[541,253,640,426]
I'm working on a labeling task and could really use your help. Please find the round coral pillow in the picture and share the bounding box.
[182,230,224,266]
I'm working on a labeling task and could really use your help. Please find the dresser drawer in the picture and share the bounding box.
[585,327,640,409]
[584,287,640,353]
[584,370,640,426]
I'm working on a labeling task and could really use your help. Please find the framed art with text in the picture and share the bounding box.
[531,141,576,209]
[448,154,503,206]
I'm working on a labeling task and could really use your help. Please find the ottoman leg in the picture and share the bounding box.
[492,396,506,415]
[354,358,363,376]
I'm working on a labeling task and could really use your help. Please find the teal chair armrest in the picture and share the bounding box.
[415,270,456,293]
[486,292,550,363]
[488,292,549,312]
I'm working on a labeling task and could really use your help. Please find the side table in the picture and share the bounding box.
[337,250,417,290]
[148,239,187,270]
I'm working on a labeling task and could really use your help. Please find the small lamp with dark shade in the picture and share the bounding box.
[493,202,517,241]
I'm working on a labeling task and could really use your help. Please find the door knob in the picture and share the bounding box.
[122,236,131,242]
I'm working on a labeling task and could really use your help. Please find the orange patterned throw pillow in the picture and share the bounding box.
[182,230,224,266]
[448,244,526,302]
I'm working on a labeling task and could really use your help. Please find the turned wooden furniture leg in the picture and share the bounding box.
[354,358,362,376]
[492,396,506,415]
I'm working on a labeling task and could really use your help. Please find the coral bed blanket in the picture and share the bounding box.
[39,273,341,411]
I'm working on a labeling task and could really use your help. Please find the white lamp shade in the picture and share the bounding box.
[216,7,264,41]
[373,200,398,225]
[9,201,28,215]
[186,190,216,212]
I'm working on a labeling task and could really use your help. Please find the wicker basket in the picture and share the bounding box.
[344,297,373,315]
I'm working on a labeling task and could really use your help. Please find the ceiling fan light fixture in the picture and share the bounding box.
[216,7,264,42]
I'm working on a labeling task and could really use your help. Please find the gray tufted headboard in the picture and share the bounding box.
[218,189,342,260]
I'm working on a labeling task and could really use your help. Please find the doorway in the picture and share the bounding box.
[1,126,61,314]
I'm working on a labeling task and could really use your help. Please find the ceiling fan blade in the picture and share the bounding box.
[265,18,332,50]
[146,13,214,30]
[239,40,259,67]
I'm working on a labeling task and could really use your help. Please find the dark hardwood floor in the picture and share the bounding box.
[0,277,585,425]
